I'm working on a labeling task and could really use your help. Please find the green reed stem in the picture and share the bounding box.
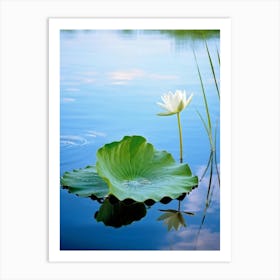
[205,40,220,100]
[196,109,214,151]
[216,47,220,66]
[199,151,213,182]
[193,49,212,134]
[176,112,183,163]
[178,200,181,211]
[194,156,215,250]
[214,119,220,186]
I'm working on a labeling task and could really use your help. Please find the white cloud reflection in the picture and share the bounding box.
[79,78,96,84]
[111,81,130,85]
[61,71,97,87]
[61,97,76,103]
[64,88,80,92]
[62,69,180,86]
[109,69,145,83]
[108,68,180,85]
[181,164,220,213]
[161,226,220,250]
[148,73,178,80]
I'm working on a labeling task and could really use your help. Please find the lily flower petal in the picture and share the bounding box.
[157,111,177,116]
[156,90,193,116]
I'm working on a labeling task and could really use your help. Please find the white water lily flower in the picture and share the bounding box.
[157,90,193,116]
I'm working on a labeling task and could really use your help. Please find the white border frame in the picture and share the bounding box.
[49,18,231,262]
[1,1,279,279]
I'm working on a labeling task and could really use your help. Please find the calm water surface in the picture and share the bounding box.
[60,30,220,250]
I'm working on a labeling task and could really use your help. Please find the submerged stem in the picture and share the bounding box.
[177,112,183,163]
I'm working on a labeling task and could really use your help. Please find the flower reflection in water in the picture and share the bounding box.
[157,207,195,231]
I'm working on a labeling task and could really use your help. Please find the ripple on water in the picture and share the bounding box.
[60,135,89,148]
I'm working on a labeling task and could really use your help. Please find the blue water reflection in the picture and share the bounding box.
[60,30,220,250]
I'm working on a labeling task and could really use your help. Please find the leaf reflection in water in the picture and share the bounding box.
[94,196,147,228]
[92,194,195,229]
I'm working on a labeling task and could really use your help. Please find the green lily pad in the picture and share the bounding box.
[61,165,108,198]
[96,135,198,202]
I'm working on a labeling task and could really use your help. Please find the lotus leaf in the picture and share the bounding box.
[61,165,108,198]
[96,135,198,202]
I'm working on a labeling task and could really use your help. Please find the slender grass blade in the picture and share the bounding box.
[205,40,220,100]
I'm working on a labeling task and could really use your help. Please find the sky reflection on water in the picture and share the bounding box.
[60,30,220,250]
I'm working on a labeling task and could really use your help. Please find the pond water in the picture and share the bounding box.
[60,30,220,250]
